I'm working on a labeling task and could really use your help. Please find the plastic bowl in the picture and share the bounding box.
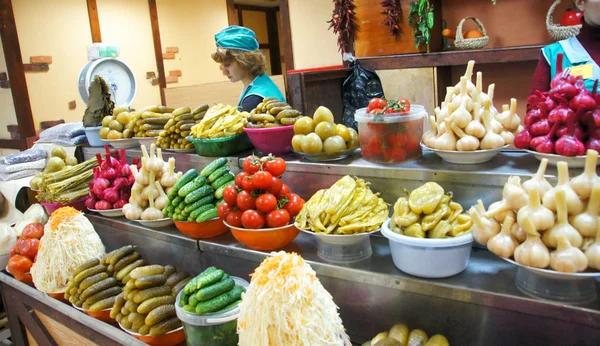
[0,254,9,270]
[48,291,69,303]
[188,133,253,157]
[381,219,473,278]
[41,196,87,216]
[119,323,185,346]
[223,221,299,251]
[84,126,104,147]
[174,218,229,239]
[175,277,249,346]
[72,304,114,323]
[243,125,294,155]
[422,143,509,164]
[355,106,425,164]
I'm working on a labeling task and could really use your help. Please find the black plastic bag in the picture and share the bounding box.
[342,60,385,130]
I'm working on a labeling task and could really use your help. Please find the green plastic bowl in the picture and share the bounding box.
[187,133,253,157]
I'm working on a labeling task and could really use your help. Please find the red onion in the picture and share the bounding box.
[92,174,110,199]
[103,145,119,169]
[113,200,127,209]
[557,122,586,140]
[548,105,574,124]
[95,200,112,210]
[569,80,597,112]
[530,119,552,136]
[514,129,532,149]
[531,121,560,154]
[103,179,126,204]
[586,122,600,151]
[85,196,97,210]
[556,116,586,156]
[551,82,579,99]
[119,149,131,177]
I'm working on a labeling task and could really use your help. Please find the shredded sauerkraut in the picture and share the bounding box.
[237,251,351,346]
[30,207,105,293]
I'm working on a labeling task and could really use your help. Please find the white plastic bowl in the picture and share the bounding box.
[421,143,508,164]
[381,219,473,278]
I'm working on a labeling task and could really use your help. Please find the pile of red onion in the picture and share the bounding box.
[85,145,139,210]
[515,54,599,156]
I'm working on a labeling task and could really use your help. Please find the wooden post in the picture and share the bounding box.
[148,0,167,105]
[279,0,294,72]
[266,8,282,75]
[0,0,36,150]
[86,0,102,43]
[225,0,238,25]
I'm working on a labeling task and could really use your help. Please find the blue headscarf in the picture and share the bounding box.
[215,26,259,52]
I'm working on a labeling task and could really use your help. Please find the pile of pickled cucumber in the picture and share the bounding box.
[164,158,233,222]
[113,263,191,336]
[247,98,301,128]
[363,323,449,346]
[64,245,143,311]
[179,267,245,315]
[133,105,176,138]
[157,105,208,150]
[390,182,473,239]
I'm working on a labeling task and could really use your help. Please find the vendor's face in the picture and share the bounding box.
[220,60,247,83]
[577,0,600,25]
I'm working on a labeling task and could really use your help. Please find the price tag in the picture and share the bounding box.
[569,64,593,79]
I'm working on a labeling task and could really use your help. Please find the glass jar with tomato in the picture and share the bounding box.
[356,104,426,164]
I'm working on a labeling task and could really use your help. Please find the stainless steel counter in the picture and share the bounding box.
[88,215,600,345]
[82,147,579,209]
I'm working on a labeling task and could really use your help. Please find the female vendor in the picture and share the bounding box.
[212,26,285,111]
[530,0,600,94]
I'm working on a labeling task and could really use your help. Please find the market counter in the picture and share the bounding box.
[2,214,599,345]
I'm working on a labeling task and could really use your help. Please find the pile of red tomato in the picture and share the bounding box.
[7,222,44,285]
[217,155,305,229]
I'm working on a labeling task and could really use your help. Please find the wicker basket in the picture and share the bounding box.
[547,0,581,41]
[455,17,489,50]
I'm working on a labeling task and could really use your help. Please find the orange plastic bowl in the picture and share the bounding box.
[73,304,114,323]
[224,221,299,251]
[48,291,68,303]
[119,323,185,346]
[174,218,229,239]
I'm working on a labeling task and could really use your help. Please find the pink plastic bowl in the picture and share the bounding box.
[40,196,87,215]
[243,125,294,155]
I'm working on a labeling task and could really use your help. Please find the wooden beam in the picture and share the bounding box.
[226,0,238,25]
[0,139,26,150]
[235,4,277,12]
[86,0,102,43]
[279,0,294,72]
[148,0,166,105]
[0,0,37,143]
[237,7,243,26]
[266,8,282,75]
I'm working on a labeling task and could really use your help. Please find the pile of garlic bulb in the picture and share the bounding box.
[469,150,600,273]
[422,60,523,151]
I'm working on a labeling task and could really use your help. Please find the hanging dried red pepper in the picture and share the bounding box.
[381,0,403,36]
[327,0,358,54]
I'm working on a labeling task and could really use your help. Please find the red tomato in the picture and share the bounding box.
[217,202,233,220]
[17,238,39,259]
[241,210,265,229]
[243,155,261,174]
[367,98,387,113]
[14,272,33,286]
[368,108,383,115]
[252,171,273,190]
[264,158,286,177]
[387,133,407,147]
[561,9,583,26]
[7,255,33,276]
[236,191,256,211]
[241,175,255,191]
[397,98,411,113]
[279,184,290,198]
[283,193,305,217]
[22,223,44,240]
[385,108,394,114]
[226,210,243,227]
[235,172,250,188]
[222,185,238,206]
[267,176,283,195]
[266,209,291,228]
[9,247,18,257]
[256,194,277,213]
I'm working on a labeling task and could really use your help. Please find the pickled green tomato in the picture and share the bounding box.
[323,135,347,154]
[301,133,323,153]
